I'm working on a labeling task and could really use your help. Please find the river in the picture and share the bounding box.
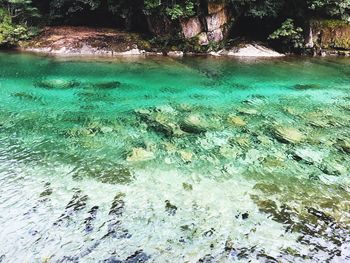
[0,52,349,262]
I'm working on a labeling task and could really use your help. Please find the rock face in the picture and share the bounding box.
[307,20,350,56]
[206,8,228,32]
[148,2,231,46]
[181,2,231,44]
[181,17,203,39]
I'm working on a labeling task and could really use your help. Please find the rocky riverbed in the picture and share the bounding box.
[0,52,349,262]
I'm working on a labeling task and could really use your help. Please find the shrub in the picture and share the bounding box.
[269,19,304,51]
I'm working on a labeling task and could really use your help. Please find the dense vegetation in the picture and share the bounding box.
[0,0,349,49]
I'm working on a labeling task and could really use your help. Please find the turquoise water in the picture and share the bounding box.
[0,51,350,262]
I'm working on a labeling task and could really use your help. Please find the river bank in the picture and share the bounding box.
[19,26,286,58]
[17,22,350,58]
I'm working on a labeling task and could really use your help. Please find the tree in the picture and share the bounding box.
[0,0,39,24]
[308,0,350,20]
[0,0,38,46]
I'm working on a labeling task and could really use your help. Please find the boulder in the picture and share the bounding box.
[178,150,193,163]
[319,160,347,176]
[335,138,350,154]
[293,148,325,164]
[309,118,332,128]
[167,51,184,57]
[181,114,210,134]
[100,126,114,134]
[154,114,185,137]
[292,84,321,90]
[238,108,258,115]
[136,107,185,137]
[127,148,155,162]
[227,44,284,57]
[35,79,80,89]
[91,81,121,89]
[273,126,305,144]
[227,115,246,127]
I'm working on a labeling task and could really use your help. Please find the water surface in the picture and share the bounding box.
[0,52,350,262]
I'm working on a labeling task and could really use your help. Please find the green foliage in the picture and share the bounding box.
[308,0,350,20]
[165,1,195,20]
[0,0,39,23]
[231,0,283,19]
[144,0,161,10]
[0,3,38,46]
[269,19,304,51]
[48,0,100,20]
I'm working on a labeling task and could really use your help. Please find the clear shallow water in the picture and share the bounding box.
[0,52,350,262]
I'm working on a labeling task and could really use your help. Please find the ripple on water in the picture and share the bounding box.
[0,53,350,262]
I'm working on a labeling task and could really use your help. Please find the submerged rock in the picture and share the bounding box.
[127,148,155,162]
[319,160,347,176]
[35,79,80,89]
[153,114,185,137]
[136,107,184,137]
[292,84,321,90]
[309,118,332,128]
[90,81,121,89]
[283,107,301,117]
[178,150,193,163]
[335,138,350,154]
[12,92,42,103]
[237,108,258,116]
[304,111,343,128]
[125,250,151,263]
[66,122,114,137]
[180,114,210,134]
[74,165,133,184]
[165,200,177,216]
[84,206,99,233]
[227,115,246,127]
[55,189,88,224]
[39,182,53,198]
[257,135,273,146]
[100,126,114,134]
[109,193,126,216]
[219,145,239,159]
[293,147,325,164]
[99,168,133,184]
[182,182,193,191]
[273,126,305,144]
[66,127,95,137]
[232,135,251,148]
[242,95,266,105]
[102,250,150,263]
